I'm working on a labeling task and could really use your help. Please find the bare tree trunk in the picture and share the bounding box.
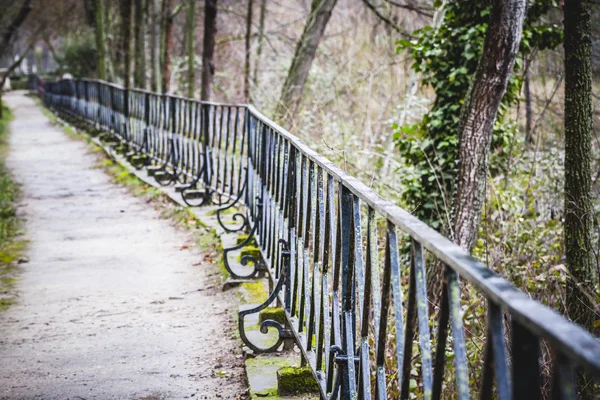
[150,0,161,91]
[243,0,253,102]
[95,0,107,80]
[274,0,337,125]
[133,0,146,88]
[0,0,32,117]
[0,42,33,118]
[0,0,32,60]
[452,0,526,252]
[162,0,174,93]
[524,57,533,143]
[201,0,218,101]
[186,0,195,98]
[252,0,266,89]
[119,0,133,87]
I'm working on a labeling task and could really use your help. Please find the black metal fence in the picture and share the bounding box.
[40,78,600,399]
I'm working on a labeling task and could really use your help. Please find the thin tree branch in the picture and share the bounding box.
[530,72,563,139]
[361,0,412,37]
[384,0,434,18]
[0,42,35,90]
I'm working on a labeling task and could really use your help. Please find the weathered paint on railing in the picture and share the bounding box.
[40,77,600,400]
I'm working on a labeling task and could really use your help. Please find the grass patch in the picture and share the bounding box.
[0,104,25,311]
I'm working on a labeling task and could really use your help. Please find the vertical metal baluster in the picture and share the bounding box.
[265,129,275,262]
[184,100,191,176]
[368,208,381,347]
[551,352,576,400]
[307,163,320,355]
[313,167,325,370]
[208,106,217,188]
[302,162,314,342]
[512,318,541,400]
[259,124,268,250]
[277,139,289,280]
[298,157,311,336]
[284,145,296,313]
[237,109,247,203]
[215,106,224,192]
[272,135,283,278]
[375,221,395,399]
[292,153,306,318]
[229,108,238,197]
[340,187,356,398]
[479,301,510,400]
[318,174,333,373]
[202,104,211,194]
[261,127,270,256]
[447,267,470,400]
[412,240,433,399]
[194,102,200,178]
[221,107,230,193]
[358,207,376,400]
[386,222,406,396]
[290,152,302,318]
[222,107,231,193]
[352,195,364,336]
[327,183,342,395]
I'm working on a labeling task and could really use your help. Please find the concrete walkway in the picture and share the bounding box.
[0,92,246,400]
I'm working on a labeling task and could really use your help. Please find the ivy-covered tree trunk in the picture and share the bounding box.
[162,0,174,93]
[149,0,160,92]
[201,0,217,101]
[274,0,337,125]
[244,0,253,102]
[95,0,107,80]
[564,0,597,345]
[133,0,146,88]
[452,0,525,252]
[186,0,195,98]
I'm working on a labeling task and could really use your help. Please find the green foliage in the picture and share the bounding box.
[56,37,98,78]
[394,0,563,232]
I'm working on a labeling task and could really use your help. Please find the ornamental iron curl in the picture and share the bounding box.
[41,77,600,400]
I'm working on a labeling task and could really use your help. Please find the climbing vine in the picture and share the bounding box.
[394,0,563,232]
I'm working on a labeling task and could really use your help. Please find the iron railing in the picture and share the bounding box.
[41,78,600,399]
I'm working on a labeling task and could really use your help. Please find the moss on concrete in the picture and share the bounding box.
[277,367,319,396]
[205,206,237,216]
[240,246,261,266]
[259,307,286,325]
[245,356,293,399]
[240,280,267,304]
[236,234,257,246]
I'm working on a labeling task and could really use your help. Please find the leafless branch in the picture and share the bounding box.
[0,41,34,90]
[384,0,434,18]
[361,0,412,38]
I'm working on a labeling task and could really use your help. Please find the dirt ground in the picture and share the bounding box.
[0,92,247,400]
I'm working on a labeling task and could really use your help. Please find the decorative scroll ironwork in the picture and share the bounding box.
[41,77,600,400]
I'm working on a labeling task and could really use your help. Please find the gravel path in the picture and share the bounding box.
[0,92,246,400]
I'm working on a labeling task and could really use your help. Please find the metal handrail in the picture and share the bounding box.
[40,77,600,399]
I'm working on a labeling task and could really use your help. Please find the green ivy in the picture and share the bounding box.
[394,0,563,232]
